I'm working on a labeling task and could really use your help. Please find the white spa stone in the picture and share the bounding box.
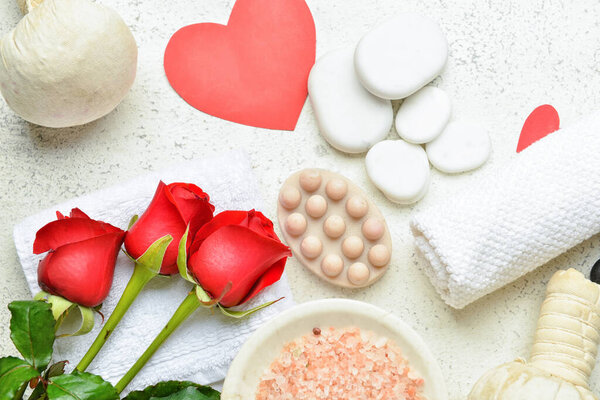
[354,14,448,100]
[308,48,393,154]
[365,140,431,204]
[395,86,451,144]
[426,121,491,173]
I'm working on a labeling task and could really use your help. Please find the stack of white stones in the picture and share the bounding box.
[308,13,491,204]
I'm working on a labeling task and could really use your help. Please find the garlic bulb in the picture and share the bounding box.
[0,0,137,128]
[469,269,600,399]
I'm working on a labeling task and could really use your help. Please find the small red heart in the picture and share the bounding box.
[164,0,316,131]
[516,104,560,152]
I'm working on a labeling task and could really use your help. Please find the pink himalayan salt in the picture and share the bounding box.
[256,327,425,400]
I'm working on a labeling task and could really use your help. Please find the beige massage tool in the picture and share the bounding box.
[278,169,392,288]
[469,268,600,400]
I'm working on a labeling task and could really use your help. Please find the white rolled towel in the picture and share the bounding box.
[410,111,600,309]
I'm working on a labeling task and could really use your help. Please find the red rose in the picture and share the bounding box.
[124,181,215,275]
[187,210,291,307]
[34,208,125,308]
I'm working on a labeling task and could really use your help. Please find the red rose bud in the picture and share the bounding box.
[124,181,215,275]
[34,208,125,308]
[113,210,291,393]
[188,210,291,308]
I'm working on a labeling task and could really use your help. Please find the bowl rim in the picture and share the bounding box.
[222,298,448,399]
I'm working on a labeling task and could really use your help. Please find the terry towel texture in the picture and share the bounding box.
[411,111,600,309]
[13,150,294,393]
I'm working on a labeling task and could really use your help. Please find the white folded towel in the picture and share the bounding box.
[13,150,295,393]
[411,111,600,309]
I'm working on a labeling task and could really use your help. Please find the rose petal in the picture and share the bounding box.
[34,218,124,254]
[69,208,91,219]
[188,210,277,254]
[124,182,188,272]
[245,210,279,241]
[37,231,125,307]
[189,225,291,307]
[56,208,90,220]
[239,256,287,305]
[168,183,215,238]
[188,210,249,255]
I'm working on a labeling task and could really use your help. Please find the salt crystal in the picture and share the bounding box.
[256,327,426,400]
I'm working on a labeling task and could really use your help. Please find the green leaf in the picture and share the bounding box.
[8,301,55,371]
[0,357,40,400]
[33,291,48,302]
[35,293,95,337]
[136,235,173,274]
[194,282,233,308]
[128,215,139,230]
[47,371,118,400]
[150,387,216,400]
[177,226,196,284]
[29,383,48,400]
[45,294,74,322]
[122,381,220,400]
[14,381,29,400]
[66,306,95,337]
[45,361,67,379]
[218,297,284,319]
[194,286,211,304]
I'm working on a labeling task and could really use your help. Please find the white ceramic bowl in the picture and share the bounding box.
[222,298,447,399]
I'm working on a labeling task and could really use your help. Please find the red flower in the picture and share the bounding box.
[34,208,125,308]
[187,210,291,307]
[124,181,215,275]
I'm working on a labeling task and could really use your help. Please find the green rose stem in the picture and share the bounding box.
[76,234,173,372]
[75,264,155,371]
[114,291,200,394]
[114,283,280,394]
[114,284,282,393]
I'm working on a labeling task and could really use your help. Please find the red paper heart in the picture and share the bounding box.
[516,104,560,152]
[164,0,316,131]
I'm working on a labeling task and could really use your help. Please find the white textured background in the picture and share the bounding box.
[1,0,600,398]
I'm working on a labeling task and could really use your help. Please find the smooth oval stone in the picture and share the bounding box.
[395,86,451,144]
[365,140,431,204]
[308,47,393,154]
[354,14,448,100]
[426,121,491,173]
